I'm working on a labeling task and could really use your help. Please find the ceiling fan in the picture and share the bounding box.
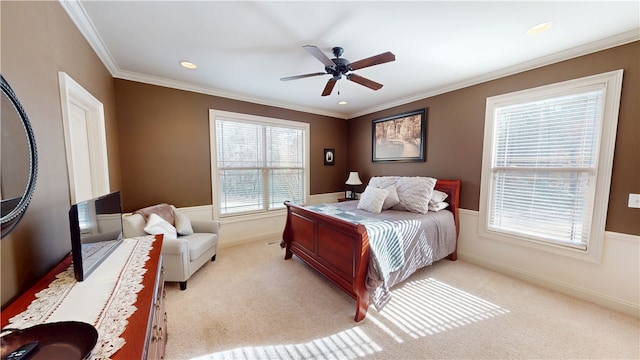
[280,45,395,96]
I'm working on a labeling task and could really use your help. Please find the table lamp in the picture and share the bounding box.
[345,172,362,200]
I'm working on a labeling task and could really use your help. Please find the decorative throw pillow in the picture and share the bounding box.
[172,206,194,236]
[368,176,400,190]
[144,213,178,240]
[430,189,448,203]
[392,176,437,214]
[428,201,449,212]
[381,185,400,210]
[134,203,175,226]
[357,186,389,214]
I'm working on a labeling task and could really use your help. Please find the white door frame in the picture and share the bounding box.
[58,72,110,203]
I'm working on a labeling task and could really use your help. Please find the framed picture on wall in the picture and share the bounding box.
[372,108,426,162]
[324,148,335,165]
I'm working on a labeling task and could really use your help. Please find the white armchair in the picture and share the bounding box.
[122,204,219,290]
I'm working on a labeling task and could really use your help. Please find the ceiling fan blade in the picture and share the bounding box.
[349,51,396,71]
[303,45,335,68]
[280,72,327,81]
[321,78,337,96]
[347,73,383,90]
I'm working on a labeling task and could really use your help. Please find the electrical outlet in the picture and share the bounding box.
[628,194,640,208]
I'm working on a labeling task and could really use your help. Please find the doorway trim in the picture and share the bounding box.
[58,72,110,203]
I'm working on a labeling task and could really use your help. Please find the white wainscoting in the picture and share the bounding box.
[457,209,640,318]
[177,201,639,318]
[177,192,343,249]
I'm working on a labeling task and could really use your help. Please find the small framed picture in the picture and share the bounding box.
[324,148,335,165]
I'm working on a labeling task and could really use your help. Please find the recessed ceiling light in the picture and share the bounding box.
[180,61,197,70]
[526,21,553,35]
[338,100,347,105]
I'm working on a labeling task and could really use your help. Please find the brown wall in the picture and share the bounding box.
[2,1,637,309]
[114,78,347,212]
[348,42,639,236]
[1,1,120,305]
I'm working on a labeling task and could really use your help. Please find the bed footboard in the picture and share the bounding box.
[282,201,371,322]
[281,179,461,322]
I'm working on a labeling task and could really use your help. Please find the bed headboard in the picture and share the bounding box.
[434,179,461,237]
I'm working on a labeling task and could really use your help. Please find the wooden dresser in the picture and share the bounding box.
[1,235,167,360]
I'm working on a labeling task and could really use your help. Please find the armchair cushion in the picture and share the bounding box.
[171,205,194,236]
[143,213,177,240]
[186,233,217,261]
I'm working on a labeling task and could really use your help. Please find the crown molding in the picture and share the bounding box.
[60,0,638,120]
[59,0,347,119]
[115,70,347,119]
[349,29,640,118]
[59,0,120,76]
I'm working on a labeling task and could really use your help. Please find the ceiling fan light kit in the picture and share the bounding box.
[281,45,395,97]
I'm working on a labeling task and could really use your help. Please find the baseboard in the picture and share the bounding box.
[458,251,640,318]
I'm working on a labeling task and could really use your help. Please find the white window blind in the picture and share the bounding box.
[215,117,306,215]
[478,70,622,261]
[489,90,603,249]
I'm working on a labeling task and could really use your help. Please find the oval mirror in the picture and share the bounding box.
[1,75,38,238]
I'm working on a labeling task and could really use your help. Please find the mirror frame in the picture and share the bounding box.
[1,75,38,238]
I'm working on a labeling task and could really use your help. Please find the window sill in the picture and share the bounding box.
[478,227,603,264]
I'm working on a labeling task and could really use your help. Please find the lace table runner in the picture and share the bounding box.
[8,236,156,360]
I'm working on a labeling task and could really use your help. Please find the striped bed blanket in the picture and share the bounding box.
[305,202,456,311]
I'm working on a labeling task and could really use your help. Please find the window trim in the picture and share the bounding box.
[209,109,310,219]
[478,70,624,263]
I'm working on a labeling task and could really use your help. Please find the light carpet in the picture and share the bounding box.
[163,240,639,359]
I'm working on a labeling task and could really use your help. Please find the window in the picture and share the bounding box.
[209,110,309,216]
[478,70,623,262]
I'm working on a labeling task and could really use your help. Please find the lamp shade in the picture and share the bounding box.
[345,172,362,185]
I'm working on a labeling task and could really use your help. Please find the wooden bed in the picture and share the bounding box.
[281,179,461,322]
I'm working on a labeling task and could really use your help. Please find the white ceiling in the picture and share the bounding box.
[63,1,639,119]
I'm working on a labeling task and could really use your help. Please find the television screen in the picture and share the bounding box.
[69,191,124,281]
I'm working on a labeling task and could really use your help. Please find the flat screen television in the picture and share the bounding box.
[69,191,124,281]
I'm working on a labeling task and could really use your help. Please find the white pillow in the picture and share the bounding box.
[144,213,178,240]
[357,186,389,214]
[392,176,437,214]
[368,176,399,189]
[172,206,194,236]
[430,189,448,203]
[428,201,449,212]
[381,185,400,210]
